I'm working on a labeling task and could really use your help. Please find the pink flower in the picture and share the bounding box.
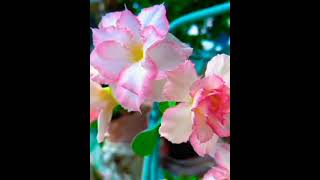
[90,4,192,112]
[205,54,230,87]
[90,65,105,84]
[159,54,230,156]
[203,143,230,180]
[90,66,118,143]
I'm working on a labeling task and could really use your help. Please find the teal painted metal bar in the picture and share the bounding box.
[150,138,160,180]
[142,103,161,180]
[142,154,151,179]
[170,2,230,31]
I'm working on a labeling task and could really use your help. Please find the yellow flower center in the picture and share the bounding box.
[102,87,118,107]
[130,43,144,62]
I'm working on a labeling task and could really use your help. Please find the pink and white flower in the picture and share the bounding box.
[90,65,105,84]
[90,66,118,143]
[203,143,230,180]
[159,54,230,156]
[205,54,230,87]
[90,4,192,112]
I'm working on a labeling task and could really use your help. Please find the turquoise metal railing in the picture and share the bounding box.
[142,103,162,180]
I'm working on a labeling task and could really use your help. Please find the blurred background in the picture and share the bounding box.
[90,0,229,179]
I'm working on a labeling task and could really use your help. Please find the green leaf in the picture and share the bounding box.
[112,104,125,119]
[131,121,161,156]
[159,101,177,113]
[163,169,175,180]
[178,175,199,180]
[90,121,98,131]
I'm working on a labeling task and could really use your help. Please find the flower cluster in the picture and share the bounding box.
[90,4,193,142]
[159,54,230,179]
[90,4,230,179]
[90,4,192,112]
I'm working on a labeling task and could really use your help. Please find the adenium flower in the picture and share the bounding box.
[90,65,105,84]
[205,54,230,87]
[90,66,118,143]
[203,143,230,180]
[90,4,192,112]
[159,54,230,156]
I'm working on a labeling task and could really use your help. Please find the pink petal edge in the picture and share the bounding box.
[147,39,191,72]
[137,4,169,36]
[163,60,199,102]
[159,103,193,144]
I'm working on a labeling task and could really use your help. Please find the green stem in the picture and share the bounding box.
[169,2,230,31]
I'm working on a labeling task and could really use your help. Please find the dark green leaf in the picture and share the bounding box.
[131,121,161,156]
[90,120,98,131]
[163,169,175,180]
[159,101,177,113]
